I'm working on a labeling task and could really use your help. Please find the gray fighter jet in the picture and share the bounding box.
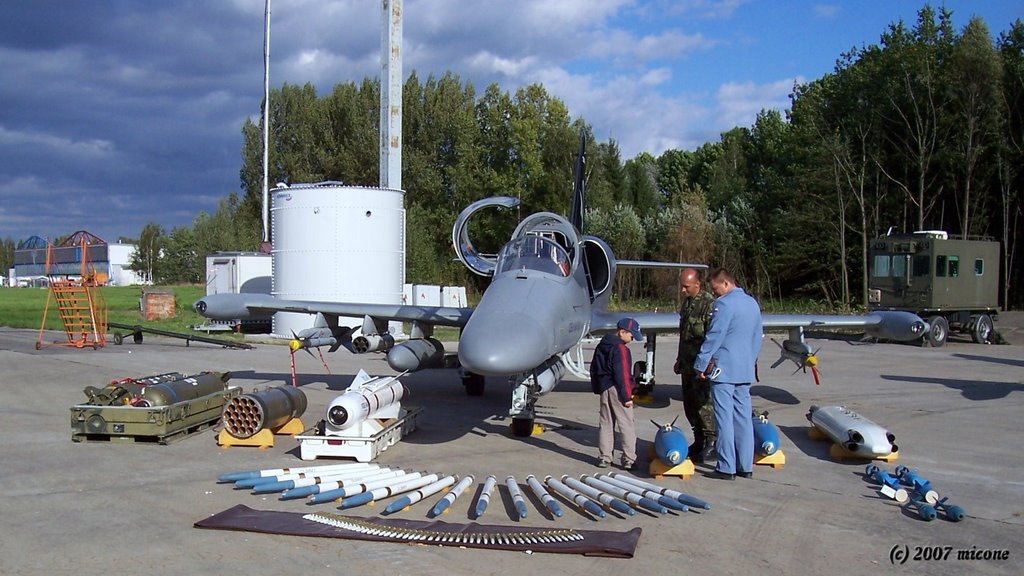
[194,132,928,436]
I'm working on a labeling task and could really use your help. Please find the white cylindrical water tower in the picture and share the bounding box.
[271,182,405,337]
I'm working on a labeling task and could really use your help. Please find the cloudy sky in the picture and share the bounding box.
[0,0,1019,245]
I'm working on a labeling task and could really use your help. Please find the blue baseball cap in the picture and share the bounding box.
[617,317,644,342]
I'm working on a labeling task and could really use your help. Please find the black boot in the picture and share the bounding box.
[688,433,705,462]
[698,437,717,463]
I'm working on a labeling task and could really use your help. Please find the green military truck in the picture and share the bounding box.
[867,231,1000,347]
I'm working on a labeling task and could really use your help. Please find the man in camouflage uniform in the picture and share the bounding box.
[673,267,716,463]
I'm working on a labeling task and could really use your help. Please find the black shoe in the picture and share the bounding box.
[737,471,753,479]
[707,470,735,481]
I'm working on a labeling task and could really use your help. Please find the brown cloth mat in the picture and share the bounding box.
[195,504,641,558]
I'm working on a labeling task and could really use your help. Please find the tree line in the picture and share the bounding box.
[8,5,1017,309]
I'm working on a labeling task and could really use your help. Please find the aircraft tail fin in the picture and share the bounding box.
[569,128,587,233]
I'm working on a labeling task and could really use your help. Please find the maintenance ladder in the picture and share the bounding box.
[36,243,108,350]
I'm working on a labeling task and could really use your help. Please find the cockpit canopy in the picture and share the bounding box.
[496,235,572,277]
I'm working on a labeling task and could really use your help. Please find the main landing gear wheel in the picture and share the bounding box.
[462,372,485,396]
[510,417,536,437]
[925,316,948,347]
[972,314,993,344]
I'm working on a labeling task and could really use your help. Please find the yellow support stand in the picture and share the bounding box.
[829,443,899,463]
[507,422,545,436]
[648,458,695,480]
[632,392,656,407]
[218,418,305,449]
[808,425,898,463]
[754,450,786,468]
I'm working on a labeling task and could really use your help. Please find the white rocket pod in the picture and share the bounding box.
[807,405,897,456]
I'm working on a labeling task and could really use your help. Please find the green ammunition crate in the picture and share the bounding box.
[70,387,241,444]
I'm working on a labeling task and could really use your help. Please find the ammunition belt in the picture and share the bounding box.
[304,512,584,546]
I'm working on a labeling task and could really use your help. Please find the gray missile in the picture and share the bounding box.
[308,470,417,504]
[607,472,711,510]
[430,474,474,516]
[562,475,635,516]
[582,474,668,514]
[474,475,497,518]
[339,473,441,510]
[219,462,371,483]
[526,475,563,518]
[233,463,378,489]
[282,467,401,500]
[544,475,605,519]
[383,475,457,514]
[262,466,386,497]
[596,474,688,512]
[505,476,529,518]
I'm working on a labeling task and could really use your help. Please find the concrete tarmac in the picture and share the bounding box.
[1,322,1021,575]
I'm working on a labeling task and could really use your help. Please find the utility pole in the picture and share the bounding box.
[380,0,402,190]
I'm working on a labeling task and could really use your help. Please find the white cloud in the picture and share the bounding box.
[715,77,800,130]
[0,126,115,159]
[814,4,841,19]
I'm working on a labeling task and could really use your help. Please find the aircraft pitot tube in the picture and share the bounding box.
[326,370,405,434]
[221,385,307,439]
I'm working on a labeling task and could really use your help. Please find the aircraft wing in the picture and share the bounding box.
[590,309,927,341]
[194,292,474,327]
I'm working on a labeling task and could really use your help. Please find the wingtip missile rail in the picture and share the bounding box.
[430,474,475,516]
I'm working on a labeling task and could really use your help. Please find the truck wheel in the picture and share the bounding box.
[926,316,948,347]
[971,314,993,344]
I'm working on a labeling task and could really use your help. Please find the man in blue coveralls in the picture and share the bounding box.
[694,268,763,480]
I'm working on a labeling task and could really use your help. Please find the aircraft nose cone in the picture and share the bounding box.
[458,313,551,375]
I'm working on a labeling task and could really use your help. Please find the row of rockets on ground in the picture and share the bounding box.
[218,462,711,519]
[863,464,965,522]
